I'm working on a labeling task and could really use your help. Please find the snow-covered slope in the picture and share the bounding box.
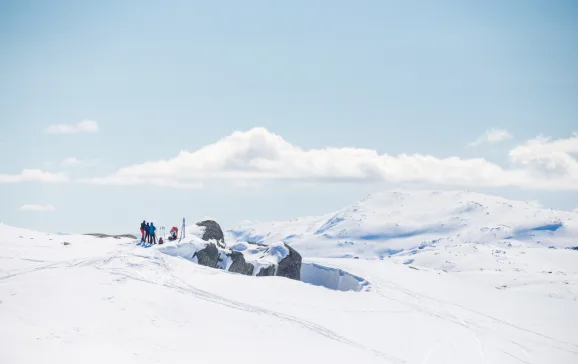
[1,190,578,364]
[228,189,578,259]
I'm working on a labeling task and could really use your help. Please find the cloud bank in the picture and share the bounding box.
[0,169,69,183]
[468,128,512,147]
[85,127,578,190]
[45,120,99,134]
[19,204,56,212]
[4,128,576,190]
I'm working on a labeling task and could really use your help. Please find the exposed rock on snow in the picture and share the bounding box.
[84,233,137,239]
[195,220,226,248]
[194,243,220,268]
[227,251,255,275]
[160,237,302,280]
[277,243,302,280]
[231,241,302,280]
[256,264,276,276]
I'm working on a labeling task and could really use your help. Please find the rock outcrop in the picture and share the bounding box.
[196,220,226,248]
[237,241,302,280]
[85,233,137,239]
[256,265,276,276]
[227,251,255,275]
[276,243,302,280]
[193,243,220,268]
[163,219,302,281]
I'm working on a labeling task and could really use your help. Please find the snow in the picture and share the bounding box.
[187,223,206,240]
[228,189,578,259]
[157,238,205,264]
[301,262,370,292]
[1,189,578,363]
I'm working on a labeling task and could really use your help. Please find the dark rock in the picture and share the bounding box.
[246,241,267,247]
[184,226,303,281]
[276,243,302,280]
[84,233,137,239]
[194,243,220,268]
[256,265,276,276]
[196,220,226,248]
[228,241,302,280]
[227,251,255,275]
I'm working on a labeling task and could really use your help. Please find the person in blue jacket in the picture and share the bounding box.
[148,222,157,244]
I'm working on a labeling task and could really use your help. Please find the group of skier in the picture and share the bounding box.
[139,220,179,245]
[140,221,159,244]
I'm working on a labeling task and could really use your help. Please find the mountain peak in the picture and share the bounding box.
[229,189,577,259]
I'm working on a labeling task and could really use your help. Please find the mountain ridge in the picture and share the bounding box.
[227,189,577,259]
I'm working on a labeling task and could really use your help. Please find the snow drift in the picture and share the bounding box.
[301,262,370,292]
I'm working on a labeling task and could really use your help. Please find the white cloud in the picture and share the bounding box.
[468,128,512,147]
[508,133,578,178]
[0,169,69,183]
[84,127,578,190]
[61,157,81,166]
[45,120,99,134]
[19,204,56,212]
[61,157,101,167]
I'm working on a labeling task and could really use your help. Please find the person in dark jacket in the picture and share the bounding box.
[145,222,150,243]
[140,220,147,242]
[149,222,157,244]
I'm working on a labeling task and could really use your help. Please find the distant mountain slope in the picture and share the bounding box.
[227,190,578,259]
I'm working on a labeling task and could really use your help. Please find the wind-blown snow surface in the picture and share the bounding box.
[1,190,578,363]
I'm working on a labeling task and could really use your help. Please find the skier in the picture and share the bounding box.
[140,220,147,242]
[149,222,157,244]
[144,222,150,244]
[168,226,178,241]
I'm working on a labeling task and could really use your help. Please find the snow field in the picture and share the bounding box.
[1,188,578,363]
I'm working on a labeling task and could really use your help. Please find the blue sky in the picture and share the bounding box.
[1,0,577,234]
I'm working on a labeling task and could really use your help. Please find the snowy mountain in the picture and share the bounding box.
[1,189,578,364]
[228,189,578,259]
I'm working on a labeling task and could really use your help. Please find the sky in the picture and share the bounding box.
[0,0,577,234]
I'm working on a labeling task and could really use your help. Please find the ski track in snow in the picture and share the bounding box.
[343,264,578,363]
[2,236,577,363]
[93,250,404,363]
[421,339,441,364]
[109,245,577,363]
